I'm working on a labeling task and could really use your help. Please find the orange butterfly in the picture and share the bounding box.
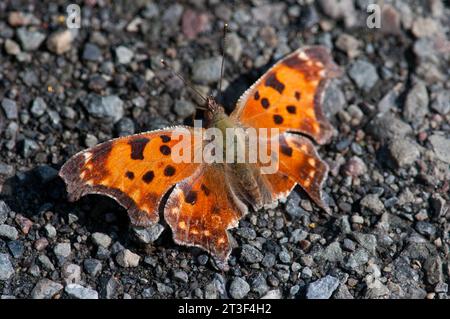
[59,45,341,267]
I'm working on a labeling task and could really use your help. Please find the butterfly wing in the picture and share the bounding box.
[59,126,202,227]
[231,46,341,145]
[164,164,247,264]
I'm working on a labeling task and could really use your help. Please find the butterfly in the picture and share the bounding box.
[59,45,341,267]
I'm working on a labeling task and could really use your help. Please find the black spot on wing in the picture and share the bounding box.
[129,137,149,160]
[160,145,171,155]
[201,184,210,196]
[254,91,260,100]
[184,190,197,205]
[164,165,176,176]
[160,135,171,143]
[273,114,284,124]
[265,72,285,94]
[261,98,270,109]
[142,170,155,183]
[286,105,296,114]
[125,171,134,180]
[280,144,293,157]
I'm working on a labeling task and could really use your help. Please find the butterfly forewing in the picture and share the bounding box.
[59,127,202,227]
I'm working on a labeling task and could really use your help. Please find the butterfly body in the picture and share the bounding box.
[60,46,341,265]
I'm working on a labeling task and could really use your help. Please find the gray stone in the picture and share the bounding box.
[21,139,40,158]
[0,163,15,177]
[236,228,256,240]
[30,97,47,117]
[240,244,263,264]
[342,156,367,177]
[278,247,291,264]
[424,255,443,285]
[388,138,420,167]
[352,233,377,254]
[62,263,81,284]
[115,117,135,136]
[91,232,112,248]
[301,267,313,279]
[335,33,361,58]
[225,32,242,62]
[115,46,134,64]
[360,194,384,215]
[429,134,450,164]
[333,284,354,299]
[285,191,307,218]
[204,282,218,299]
[261,289,282,299]
[306,275,340,299]
[4,39,21,55]
[83,94,124,124]
[342,238,356,252]
[35,165,58,183]
[46,30,73,54]
[44,224,57,238]
[323,80,346,117]
[8,240,24,258]
[261,253,276,268]
[412,17,439,38]
[17,28,46,51]
[156,282,174,295]
[415,221,436,237]
[365,279,390,298]
[430,90,450,115]
[82,43,102,61]
[0,201,10,224]
[345,248,369,269]
[0,224,18,240]
[251,273,269,296]
[377,83,402,113]
[95,247,109,260]
[100,276,121,299]
[116,249,140,267]
[229,277,250,299]
[174,99,196,118]
[318,0,357,27]
[290,229,308,243]
[0,253,14,281]
[192,56,222,84]
[348,60,379,92]
[38,254,55,271]
[83,258,102,277]
[132,224,164,244]
[54,242,71,264]
[403,82,429,125]
[368,113,412,141]
[65,284,98,299]
[172,270,189,283]
[1,98,18,119]
[31,279,63,299]
[316,242,344,263]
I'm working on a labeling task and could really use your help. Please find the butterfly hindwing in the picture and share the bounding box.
[59,127,202,227]
[231,46,341,145]
[164,164,247,263]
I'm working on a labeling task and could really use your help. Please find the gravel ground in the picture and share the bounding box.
[0,0,449,300]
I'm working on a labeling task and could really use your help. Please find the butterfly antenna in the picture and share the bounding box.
[160,59,208,109]
[218,23,228,98]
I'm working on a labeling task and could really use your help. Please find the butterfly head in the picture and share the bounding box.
[205,96,226,123]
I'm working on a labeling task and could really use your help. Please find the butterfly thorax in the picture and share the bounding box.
[204,97,271,209]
